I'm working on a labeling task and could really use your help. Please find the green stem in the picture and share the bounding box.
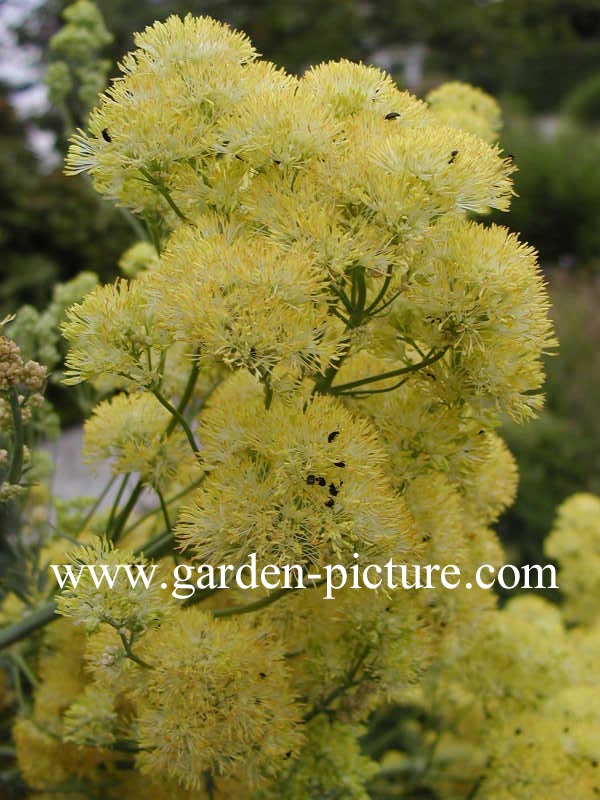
[139,167,190,223]
[166,356,201,435]
[212,579,324,619]
[74,473,117,537]
[118,631,153,669]
[334,376,410,398]
[111,359,203,540]
[156,489,171,532]
[12,651,38,688]
[138,529,174,560]
[152,387,199,454]
[212,586,293,618]
[106,473,130,532]
[108,481,143,543]
[0,600,57,650]
[350,266,367,326]
[303,644,370,722]
[329,348,447,394]
[7,388,24,485]
[124,475,205,537]
[364,266,393,315]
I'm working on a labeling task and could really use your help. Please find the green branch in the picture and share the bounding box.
[152,387,200,454]
[7,389,24,485]
[329,348,448,395]
[139,167,190,223]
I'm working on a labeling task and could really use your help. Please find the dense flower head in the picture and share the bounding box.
[135,608,303,788]
[545,492,600,624]
[55,538,169,634]
[257,717,378,800]
[83,390,198,489]
[446,601,570,716]
[426,81,502,143]
[150,226,344,380]
[177,371,416,570]
[61,276,172,387]
[386,219,556,421]
[297,59,418,120]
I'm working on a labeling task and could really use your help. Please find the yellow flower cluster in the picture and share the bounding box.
[3,10,566,800]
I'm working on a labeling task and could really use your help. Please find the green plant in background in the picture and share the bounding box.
[491,112,600,265]
[563,71,600,126]
[46,0,113,130]
[500,271,600,563]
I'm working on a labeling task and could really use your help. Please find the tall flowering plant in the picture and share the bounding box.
[4,11,596,800]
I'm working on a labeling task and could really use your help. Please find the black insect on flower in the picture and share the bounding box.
[306,475,316,485]
[101,128,112,143]
[333,460,345,468]
[329,483,339,497]
[448,149,458,164]
[317,476,327,487]
[385,112,401,120]
[327,430,340,443]
[324,498,335,508]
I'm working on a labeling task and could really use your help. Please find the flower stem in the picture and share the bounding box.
[7,389,24,485]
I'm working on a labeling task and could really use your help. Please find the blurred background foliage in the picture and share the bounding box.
[2,0,600,564]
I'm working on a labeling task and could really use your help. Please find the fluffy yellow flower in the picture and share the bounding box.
[135,608,303,788]
[297,59,424,120]
[151,227,345,381]
[177,371,416,570]
[390,219,556,420]
[62,276,172,387]
[83,390,197,490]
[55,538,170,635]
[545,493,600,625]
[426,81,502,143]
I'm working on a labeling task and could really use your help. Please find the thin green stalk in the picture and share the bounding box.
[329,348,447,395]
[152,387,199,454]
[138,529,174,560]
[117,631,153,669]
[124,475,205,537]
[74,473,117,537]
[0,601,57,650]
[334,376,410,398]
[331,284,353,314]
[11,651,38,688]
[109,480,144,543]
[212,585,294,618]
[139,167,190,223]
[7,388,24,485]
[106,473,130,532]
[303,644,370,722]
[166,356,201,435]
[212,578,325,619]
[156,489,171,532]
[370,288,403,317]
[364,266,393,315]
[350,266,367,326]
